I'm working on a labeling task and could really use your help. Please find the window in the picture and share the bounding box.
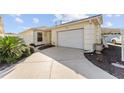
[37,32,43,42]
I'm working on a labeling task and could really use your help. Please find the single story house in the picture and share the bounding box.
[0,17,4,37]
[19,15,103,52]
[51,15,103,52]
[102,28,121,35]
[19,27,51,45]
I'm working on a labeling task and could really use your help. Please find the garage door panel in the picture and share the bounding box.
[57,29,83,49]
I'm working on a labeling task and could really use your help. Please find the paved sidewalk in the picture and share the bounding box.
[2,47,117,79]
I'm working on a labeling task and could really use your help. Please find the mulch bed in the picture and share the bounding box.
[38,44,54,50]
[0,56,27,72]
[84,45,124,79]
[0,63,10,71]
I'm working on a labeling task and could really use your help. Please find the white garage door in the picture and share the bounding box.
[57,29,83,49]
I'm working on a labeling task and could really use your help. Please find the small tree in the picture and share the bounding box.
[0,36,30,64]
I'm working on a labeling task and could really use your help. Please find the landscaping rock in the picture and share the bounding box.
[84,45,124,79]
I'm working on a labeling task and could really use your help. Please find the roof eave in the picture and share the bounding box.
[52,15,103,29]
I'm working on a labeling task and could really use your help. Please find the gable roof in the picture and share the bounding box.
[19,26,51,34]
[30,26,50,31]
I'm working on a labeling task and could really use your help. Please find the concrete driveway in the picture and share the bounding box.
[2,47,116,79]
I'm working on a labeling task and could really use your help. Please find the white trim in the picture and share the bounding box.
[121,31,124,61]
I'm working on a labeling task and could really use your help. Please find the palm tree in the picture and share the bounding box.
[0,36,30,64]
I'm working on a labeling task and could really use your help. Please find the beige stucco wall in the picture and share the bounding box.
[95,24,102,44]
[46,31,51,44]
[20,30,51,45]
[19,30,34,45]
[52,21,101,52]
[83,23,96,52]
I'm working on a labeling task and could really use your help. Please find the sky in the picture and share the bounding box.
[0,14,123,33]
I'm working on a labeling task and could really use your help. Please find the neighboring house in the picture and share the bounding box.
[51,15,103,52]
[0,16,4,37]
[5,33,19,37]
[19,27,51,45]
[101,28,124,43]
[102,28,121,35]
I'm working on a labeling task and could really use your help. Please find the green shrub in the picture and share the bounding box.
[20,46,34,59]
[21,47,31,58]
[0,36,28,64]
[29,46,35,54]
